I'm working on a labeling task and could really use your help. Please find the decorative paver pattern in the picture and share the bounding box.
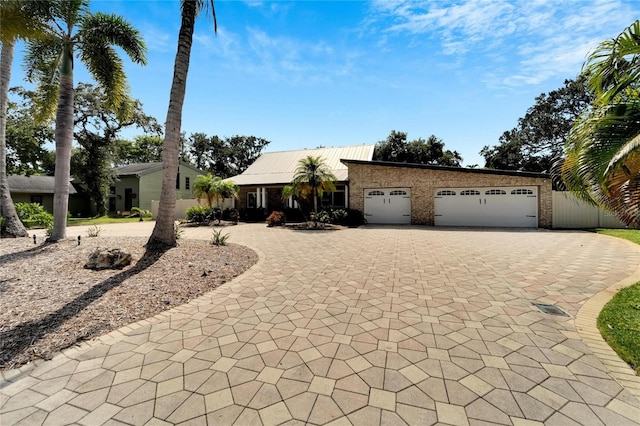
[2,223,640,425]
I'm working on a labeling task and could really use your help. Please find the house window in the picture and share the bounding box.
[247,192,257,209]
[109,186,115,195]
[176,172,180,189]
[436,190,456,196]
[321,185,346,208]
[460,190,480,196]
[185,177,190,190]
[367,190,385,196]
[485,189,506,195]
[389,190,407,196]
[31,195,43,205]
[511,189,533,195]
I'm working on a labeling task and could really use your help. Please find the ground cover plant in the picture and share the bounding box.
[596,228,640,374]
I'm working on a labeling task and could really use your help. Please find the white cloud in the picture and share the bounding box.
[367,0,639,88]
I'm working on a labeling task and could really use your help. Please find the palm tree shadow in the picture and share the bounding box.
[0,248,166,369]
[0,243,55,266]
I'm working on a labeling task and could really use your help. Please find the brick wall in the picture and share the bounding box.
[347,162,553,228]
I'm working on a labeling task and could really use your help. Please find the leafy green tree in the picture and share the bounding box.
[71,83,160,215]
[562,21,640,228]
[5,87,54,175]
[0,0,52,237]
[24,0,147,241]
[148,0,217,249]
[481,78,592,172]
[185,133,270,178]
[116,135,165,165]
[285,155,337,213]
[374,130,462,166]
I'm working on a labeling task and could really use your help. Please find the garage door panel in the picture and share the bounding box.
[365,188,411,224]
[435,187,537,228]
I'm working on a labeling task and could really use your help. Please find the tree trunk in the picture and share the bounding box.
[0,39,29,238]
[147,1,197,250]
[49,46,74,241]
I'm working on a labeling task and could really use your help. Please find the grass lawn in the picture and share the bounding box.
[596,228,640,245]
[595,228,640,375]
[67,215,152,226]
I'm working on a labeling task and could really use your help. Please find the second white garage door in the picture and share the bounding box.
[434,186,538,227]
[364,188,411,224]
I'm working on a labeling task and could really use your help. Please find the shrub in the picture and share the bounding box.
[186,205,216,223]
[266,211,286,227]
[211,229,230,246]
[309,208,365,227]
[130,207,152,221]
[87,225,102,237]
[15,203,53,229]
[174,222,184,240]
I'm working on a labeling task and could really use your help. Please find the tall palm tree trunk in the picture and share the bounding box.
[147,0,197,249]
[0,39,29,238]
[49,47,74,242]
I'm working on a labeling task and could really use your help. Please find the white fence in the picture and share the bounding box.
[151,198,235,220]
[552,191,626,229]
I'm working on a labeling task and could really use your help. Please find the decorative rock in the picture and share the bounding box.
[84,248,132,270]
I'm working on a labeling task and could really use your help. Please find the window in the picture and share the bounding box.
[247,192,257,209]
[436,190,456,196]
[460,190,480,196]
[485,189,506,195]
[511,189,533,195]
[31,195,43,205]
[109,186,115,195]
[185,177,190,190]
[367,190,385,196]
[176,172,180,189]
[389,190,407,196]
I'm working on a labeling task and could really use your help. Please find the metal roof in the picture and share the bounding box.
[227,145,375,186]
[8,175,78,194]
[115,162,163,176]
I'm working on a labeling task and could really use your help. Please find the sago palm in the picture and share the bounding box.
[0,1,52,237]
[562,20,640,228]
[24,0,146,241]
[148,0,217,249]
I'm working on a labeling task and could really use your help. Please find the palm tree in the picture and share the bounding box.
[24,0,146,241]
[287,155,337,213]
[561,20,640,228]
[0,1,52,238]
[147,0,217,250]
[192,173,219,207]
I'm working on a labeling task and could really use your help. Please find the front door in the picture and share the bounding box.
[124,188,133,211]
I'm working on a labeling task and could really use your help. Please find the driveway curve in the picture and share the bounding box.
[2,223,640,425]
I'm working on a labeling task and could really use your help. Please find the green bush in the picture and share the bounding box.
[310,208,365,227]
[15,203,53,229]
[266,211,286,227]
[186,205,217,223]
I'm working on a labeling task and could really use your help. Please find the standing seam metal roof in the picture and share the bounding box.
[227,145,375,185]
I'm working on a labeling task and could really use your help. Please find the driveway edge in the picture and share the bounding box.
[575,235,640,402]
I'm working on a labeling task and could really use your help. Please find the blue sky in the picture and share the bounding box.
[9,0,640,166]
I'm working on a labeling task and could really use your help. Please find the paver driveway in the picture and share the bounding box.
[2,224,640,425]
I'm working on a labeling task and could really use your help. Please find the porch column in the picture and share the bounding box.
[345,185,349,208]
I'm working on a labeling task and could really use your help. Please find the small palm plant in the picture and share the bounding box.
[211,229,230,246]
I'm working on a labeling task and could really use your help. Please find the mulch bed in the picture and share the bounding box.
[0,236,258,370]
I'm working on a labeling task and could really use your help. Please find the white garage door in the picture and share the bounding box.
[434,187,538,227]
[364,188,411,224]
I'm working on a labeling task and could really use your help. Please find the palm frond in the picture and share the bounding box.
[584,20,640,103]
[78,12,147,112]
